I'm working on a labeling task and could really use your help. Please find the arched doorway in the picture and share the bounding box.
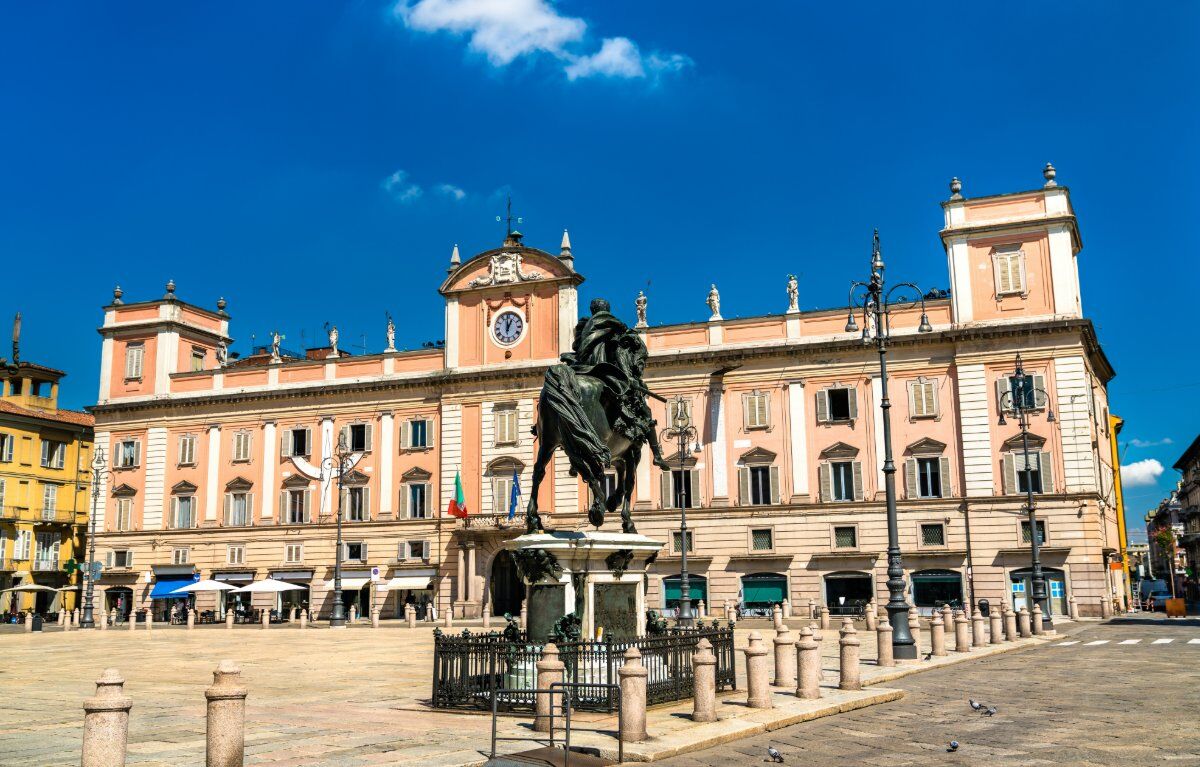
[105,587,133,621]
[490,550,525,617]
[911,569,964,613]
[824,571,873,615]
[1010,567,1067,616]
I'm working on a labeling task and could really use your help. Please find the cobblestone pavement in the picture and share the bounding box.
[654,617,1200,767]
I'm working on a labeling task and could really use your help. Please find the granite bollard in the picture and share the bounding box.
[989,610,1003,645]
[225,611,234,630]
[444,608,453,629]
[1069,595,1079,620]
[299,610,308,630]
[697,599,706,619]
[205,661,248,767]
[371,608,380,628]
[772,604,783,630]
[406,606,416,629]
[819,605,830,630]
[534,643,564,733]
[1031,603,1044,634]
[972,610,986,648]
[260,610,269,630]
[838,618,861,690]
[773,624,796,687]
[865,602,878,631]
[99,610,108,632]
[931,613,947,656]
[82,668,132,767]
[1017,607,1031,638]
[1003,604,1017,642]
[807,597,816,619]
[782,598,791,619]
[128,612,136,631]
[25,612,32,632]
[940,604,953,635]
[744,632,772,708]
[482,610,491,630]
[795,626,821,699]
[1100,596,1113,618]
[876,618,894,667]
[692,638,717,722]
[953,611,970,652]
[187,609,195,630]
[519,600,527,629]
[618,647,649,742]
[145,613,152,633]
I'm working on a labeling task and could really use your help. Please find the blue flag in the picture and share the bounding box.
[508,469,522,520]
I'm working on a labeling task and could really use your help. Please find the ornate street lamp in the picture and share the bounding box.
[80,447,108,629]
[845,230,934,660]
[660,396,700,628]
[997,353,1056,631]
[325,434,353,628]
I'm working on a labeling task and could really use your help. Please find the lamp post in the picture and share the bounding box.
[326,434,352,628]
[80,447,108,629]
[660,396,699,628]
[997,353,1055,631]
[845,230,934,660]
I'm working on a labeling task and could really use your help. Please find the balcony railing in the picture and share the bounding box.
[457,513,524,531]
[39,508,79,525]
[32,559,59,572]
[0,557,11,571]
[1,506,80,525]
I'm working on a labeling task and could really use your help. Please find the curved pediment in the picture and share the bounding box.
[738,446,778,465]
[905,437,947,455]
[440,243,580,295]
[487,456,526,474]
[819,442,860,459]
[1002,432,1046,451]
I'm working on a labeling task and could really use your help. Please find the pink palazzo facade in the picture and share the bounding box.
[88,170,1126,622]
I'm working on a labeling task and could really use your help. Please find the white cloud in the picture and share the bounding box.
[1129,437,1174,448]
[435,183,467,201]
[396,0,690,81]
[382,170,423,203]
[1121,458,1165,487]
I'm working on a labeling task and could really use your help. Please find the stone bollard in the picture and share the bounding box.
[534,643,565,733]
[109,608,117,627]
[1004,605,1017,642]
[482,610,491,630]
[406,606,416,629]
[82,668,133,767]
[782,598,791,619]
[744,632,772,708]
[1031,603,1044,634]
[809,621,822,644]
[989,610,1003,645]
[145,613,153,633]
[288,607,296,622]
[1100,596,1113,619]
[864,603,877,632]
[795,626,821,699]
[1018,607,1031,638]
[260,610,269,630]
[819,605,830,630]
[225,611,234,630]
[972,611,986,648]
[128,612,136,632]
[773,624,797,687]
[444,609,453,629]
[73,608,81,627]
[24,612,32,632]
[299,610,308,630]
[929,612,946,656]
[838,619,861,690]
[618,647,649,742]
[876,618,894,667]
[772,604,783,630]
[519,601,528,629]
[99,610,108,632]
[371,608,380,629]
[807,598,816,619]
[1069,595,1079,620]
[692,637,717,722]
[940,604,953,635]
[187,609,196,631]
[64,615,73,632]
[205,660,248,767]
[58,611,66,627]
[953,611,969,652]
[697,599,706,619]
[725,599,734,622]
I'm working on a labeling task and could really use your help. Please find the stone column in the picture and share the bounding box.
[972,611,986,648]
[618,647,649,742]
[482,609,491,630]
[225,611,234,630]
[81,668,132,767]
[697,600,707,619]
[519,601,527,629]
[838,619,861,690]
[930,613,946,656]
[300,610,308,630]
[205,660,248,767]
[1004,605,1017,642]
[24,612,32,632]
[864,603,877,632]
[773,625,796,687]
[744,632,772,708]
[466,542,477,612]
[953,611,969,652]
[989,611,1003,645]
[1017,607,1031,638]
[782,599,791,619]
[1068,595,1079,620]
[534,643,565,733]
[692,638,717,722]
[772,604,783,631]
[795,626,821,699]
[876,618,894,667]
[187,609,195,630]
[819,605,830,630]
[1031,603,1044,634]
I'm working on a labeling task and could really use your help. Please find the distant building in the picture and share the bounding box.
[89,167,1124,623]
[1171,434,1200,599]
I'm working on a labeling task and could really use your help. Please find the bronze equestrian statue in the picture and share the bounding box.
[526,298,671,534]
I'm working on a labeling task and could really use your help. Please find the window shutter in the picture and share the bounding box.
[364,424,374,452]
[398,541,408,561]
[938,456,951,498]
[105,551,113,567]
[847,389,859,420]
[41,440,49,465]
[399,484,409,518]
[818,463,832,503]
[995,378,1010,410]
[688,469,699,506]
[422,541,430,560]
[852,461,864,501]
[1032,374,1048,408]
[1001,454,1016,495]
[660,472,672,509]
[363,487,371,519]
[1040,451,1054,493]
[340,487,349,519]
[904,459,918,498]
[223,493,231,524]
[994,252,1011,295]
[425,419,435,448]
[926,382,939,417]
[169,497,177,528]
[737,467,750,505]
[246,493,254,522]
[279,491,287,518]
[815,390,830,423]
[281,431,292,457]
[906,381,917,416]
[741,393,751,430]
[400,421,410,451]
[769,465,781,504]
[492,479,503,514]
[134,441,142,467]
[339,426,349,451]
[303,428,312,456]
[303,489,312,522]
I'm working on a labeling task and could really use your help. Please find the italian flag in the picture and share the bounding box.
[447,470,468,518]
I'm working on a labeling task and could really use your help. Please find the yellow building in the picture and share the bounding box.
[1109,414,1131,610]
[0,351,94,617]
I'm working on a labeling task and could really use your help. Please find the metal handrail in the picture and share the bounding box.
[489,682,624,767]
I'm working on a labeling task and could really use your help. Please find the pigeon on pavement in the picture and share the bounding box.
[947,741,959,752]
[969,699,984,711]
[984,706,998,717]
[766,745,784,763]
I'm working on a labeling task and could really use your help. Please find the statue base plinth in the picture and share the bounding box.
[505,530,663,643]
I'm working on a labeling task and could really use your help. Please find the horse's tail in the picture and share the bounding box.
[541,365,610,481]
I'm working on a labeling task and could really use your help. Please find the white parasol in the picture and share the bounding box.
[229,578,306,594]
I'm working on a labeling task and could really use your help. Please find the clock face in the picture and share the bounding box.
[493,310,525,345]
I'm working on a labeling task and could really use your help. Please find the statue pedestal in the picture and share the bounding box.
[505,531,663,643]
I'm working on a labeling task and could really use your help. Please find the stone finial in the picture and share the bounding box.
[448,243,461,273]
[1043,162,1057,187]
[216,297,228,317]
[164,279,176,300]
[112,285,124,305]
[949,176,963,199]
[559,229,573,271]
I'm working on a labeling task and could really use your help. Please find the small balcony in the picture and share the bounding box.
[38,508,79,526]
[32,559,59,572]
[0,557,12,571]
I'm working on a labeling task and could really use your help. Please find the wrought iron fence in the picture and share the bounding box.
[431,622,736,712]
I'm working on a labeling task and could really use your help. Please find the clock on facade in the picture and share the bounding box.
[492,310,525,345]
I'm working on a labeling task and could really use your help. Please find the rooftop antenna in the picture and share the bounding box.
[496,195,523,237]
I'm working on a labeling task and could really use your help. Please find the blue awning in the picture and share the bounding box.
[150,575,194,599]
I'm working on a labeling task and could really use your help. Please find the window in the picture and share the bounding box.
[172,547,190,565]
[41,484,58,515]
[909,379,938,418]
[492,475,516,514]
[671,530,694,554]
[178,434,196,466]
[224,493,252,526]
[999,374,1048,411]
[284,490,309,524]
[0,433,12,463]
[1020,520,1047,545]
[589,472,620,508]
[14,529,31,560]
[906,456,949,499]
[817,387,857,422]
[344,423,372,453]
[821,460,861,502]
[30,380,47,397]
[282,428,311,457]
[402,483,428,519]
[749,466,773,505]
[346,486,370,521]
[743,391,770,430]
[0,478,5,510]
[191,346,206,372]
[35,532,59,568]
[494,405,518,446]
[920,523,946,547]
[115,440,140,469]
[751,528,774,552]
[170,496,195,529]
[344,542,367,562]
[833,525,858,549]
[106,549,133,568]
[227,545,245,565]
[1003,451,1052,495]
[664,469,697,509]
[124,343,145,379]
[232,431,252,462]
[401,540,430,561]
[402,418,434,450]
[114,498,133,531]
[992,246,1026,296]
[284,543,303,564]
[40,441,66,469]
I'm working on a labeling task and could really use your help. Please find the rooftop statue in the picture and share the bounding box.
[526,298,672,534]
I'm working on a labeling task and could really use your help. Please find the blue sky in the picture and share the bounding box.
[2,2,1196,532]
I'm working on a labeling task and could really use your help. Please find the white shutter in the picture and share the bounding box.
[904,459,918,498]
[818,463,831,503]
[303,489,312,522]
[769,465,781,504]
[281,430,292,457]
[340,487,349,519]
[938,456,951,498]
[688,470,699,506]
[906,381,918,416]
[134,441,142,467]
[1,435,11,462]
[1001,454,1016,495]
[279,491,288,519]
[737,467,750,505]
[660,472,672,509]
[425,419,435,449]
[741,393,751,430]
[421,540,431,560]
[852,461,864,501]
[339,426,349,451]
[1032,374,1048,408]
[924,381,938,417]
[994,251,1013,295]
[397,541,408,561]
[362,487,371,520]
[223,493,231,525]
[169,497,178,529]
[400,421,411,451]
[1040,451,1054,494]
[364,424,373,452]
[846,389,859,420]
[399,484,409,518]
[303,428,312,456]
[41,440,49,466]
[758,394,770,428]
[105,550,114,568]
[996,378,1011,410]
[815,390,830,423]
[245,493,254,522]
